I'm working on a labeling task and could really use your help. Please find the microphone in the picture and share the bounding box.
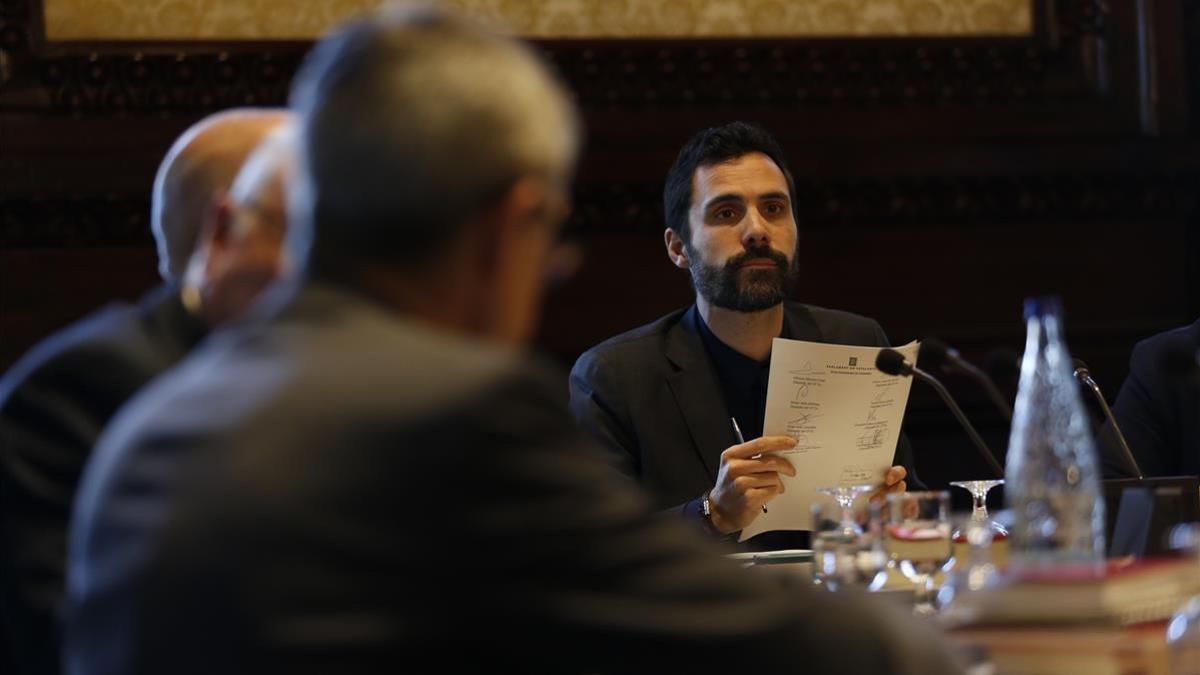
[876,349,1004,478]
[1072,359,1144,479]
[919,338,1013,422]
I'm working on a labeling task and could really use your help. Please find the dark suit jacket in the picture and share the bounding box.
[0,284,204,675]
[568,302,919,527]
[1101,319,1199,478]
[65,284,956,675]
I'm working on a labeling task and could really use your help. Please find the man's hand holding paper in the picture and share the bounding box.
[707,435,798,533]
[874,465,908,501]
[738,339,920,541]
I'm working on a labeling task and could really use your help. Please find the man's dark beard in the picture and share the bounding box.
[688,245,798,312]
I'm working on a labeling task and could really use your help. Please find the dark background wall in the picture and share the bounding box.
[1,0,1197,488]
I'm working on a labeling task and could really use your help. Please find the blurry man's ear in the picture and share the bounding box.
[506,177,555,228]
[664,228,689,269]
[463,176,563,345]
[206,195,237,247]
[476,178,552,271]
[190,194,234,260]
[181,194,234,318]
[198,195,238,275]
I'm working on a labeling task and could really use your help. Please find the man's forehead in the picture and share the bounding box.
[691,152,789,203]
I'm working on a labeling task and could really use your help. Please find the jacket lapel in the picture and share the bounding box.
[781,301,824,343]
[663,303,828,481]
[664,306,737,481]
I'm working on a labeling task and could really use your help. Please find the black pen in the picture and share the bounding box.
[731,417,768,514]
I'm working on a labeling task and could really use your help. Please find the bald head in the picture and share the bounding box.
[152,108,290,281]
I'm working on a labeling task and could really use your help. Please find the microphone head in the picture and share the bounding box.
[918,338,951,370]
[1070,359,1097,387]
[876,349,912,376]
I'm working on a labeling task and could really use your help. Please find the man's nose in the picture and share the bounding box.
[741,211,770,248]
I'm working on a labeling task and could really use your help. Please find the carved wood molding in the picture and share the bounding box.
[3,0,1196,250]
[0,0,1117,115]
[1,194,151,247]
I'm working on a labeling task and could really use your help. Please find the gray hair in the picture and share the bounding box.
[287,4,580,276]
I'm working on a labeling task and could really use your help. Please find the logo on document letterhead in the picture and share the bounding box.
[848,357,858,366]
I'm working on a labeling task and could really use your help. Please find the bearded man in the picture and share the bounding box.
[569,122,916,548]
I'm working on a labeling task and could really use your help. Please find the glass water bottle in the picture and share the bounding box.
[1004,297,1106,570]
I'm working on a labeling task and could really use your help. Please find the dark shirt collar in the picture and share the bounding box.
[688,306,792,441]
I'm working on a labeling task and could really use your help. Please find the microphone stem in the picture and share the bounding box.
[912,365,1005,478]
[957,360,1014,422]
[1080,374,1144,480]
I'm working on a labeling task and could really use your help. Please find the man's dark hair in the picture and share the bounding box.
[662,122,797,246]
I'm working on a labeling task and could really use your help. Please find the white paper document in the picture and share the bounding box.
[738,339,919,541]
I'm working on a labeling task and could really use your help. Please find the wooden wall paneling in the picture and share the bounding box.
[0,0,1144,134]
[1,0,1198,482]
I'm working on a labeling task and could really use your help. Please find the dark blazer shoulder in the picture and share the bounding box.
[1131,318,1200,363]
[577,308,688,360]
[571,308,693,384]
[785,301,889,346]
[1,303,140,393]
[1106,318,1200,477]
[1,286,199,404]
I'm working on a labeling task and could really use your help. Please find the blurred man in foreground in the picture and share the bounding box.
[0,108,289,674]
[65,8,960,674]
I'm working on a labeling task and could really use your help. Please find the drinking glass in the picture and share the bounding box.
[815,484,876,537]
[937,514,1001,621]
[949,479,1004,523]
[949,479,1008,567]
[1166,523,1200,673]
[810,486,887,591]
[885,490,952,617]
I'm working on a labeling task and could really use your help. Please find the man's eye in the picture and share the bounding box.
[716,208,736,220]
[764,202,783,214]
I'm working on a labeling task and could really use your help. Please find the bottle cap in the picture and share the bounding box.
[1023,296,1063,321]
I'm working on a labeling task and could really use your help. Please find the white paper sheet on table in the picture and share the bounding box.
[738,338,919,541]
